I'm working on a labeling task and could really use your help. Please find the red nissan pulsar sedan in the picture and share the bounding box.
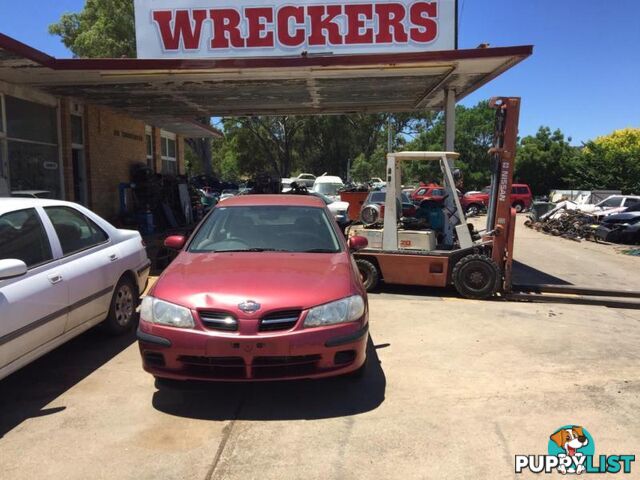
[137,195,369,383]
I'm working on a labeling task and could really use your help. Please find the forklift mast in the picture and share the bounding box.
[484,97,521,290]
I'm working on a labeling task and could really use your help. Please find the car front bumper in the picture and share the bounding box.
[137,320,368,382]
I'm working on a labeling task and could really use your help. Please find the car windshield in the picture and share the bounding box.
[309,192,332,205]
[189,205,341,253]
[369,192,411,204]
[597,197,623,208]
[315,183,343,195]
[369,192,386,203]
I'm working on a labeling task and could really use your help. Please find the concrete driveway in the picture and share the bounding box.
[1,217,639,479]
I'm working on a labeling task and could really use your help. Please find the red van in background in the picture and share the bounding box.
[462,184,533,215]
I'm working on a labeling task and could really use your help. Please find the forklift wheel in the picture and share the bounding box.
[356,259,380,292]
[452,254,501,300]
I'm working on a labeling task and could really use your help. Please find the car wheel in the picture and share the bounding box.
[513,202,524,213]
[452,254,501,300]
[104,276,138,335]
[466,204,480,216]
[356,259,380,291]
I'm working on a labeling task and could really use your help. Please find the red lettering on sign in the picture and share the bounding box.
[277,6,305,47]
[410,2,438,43]
[344,4,374,45]
[375,3,408,43]
[245,7,275,48]
[153,10,207,50]
[307,5,344,46]
[210,8,245,48]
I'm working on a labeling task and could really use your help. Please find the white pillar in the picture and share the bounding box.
[444,88,456,151]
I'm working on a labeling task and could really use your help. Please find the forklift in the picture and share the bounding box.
[349,97,640,308]
[348,97,521,300]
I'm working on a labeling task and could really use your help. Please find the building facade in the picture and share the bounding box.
[0,85,188,221]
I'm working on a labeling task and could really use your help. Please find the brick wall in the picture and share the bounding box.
[85,105,146,221]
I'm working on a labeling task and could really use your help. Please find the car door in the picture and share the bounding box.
[42,206,121,333]
[0,207,68,373]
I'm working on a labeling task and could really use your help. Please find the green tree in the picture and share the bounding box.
[576,128,640,194]
[404,101,496,190]
[515,127,579,196]
[49,0,136,58]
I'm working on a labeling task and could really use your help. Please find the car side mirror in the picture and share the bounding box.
[348,236,368,252]
[0,259,28,280]
[164,235,187,250]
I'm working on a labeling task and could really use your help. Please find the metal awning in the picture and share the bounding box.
[0,33,532,121]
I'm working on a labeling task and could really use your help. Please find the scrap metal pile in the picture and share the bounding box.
[525,208,598,242]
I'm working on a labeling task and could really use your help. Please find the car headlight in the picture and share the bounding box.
[140,296,195,328]
[304,295,365,327]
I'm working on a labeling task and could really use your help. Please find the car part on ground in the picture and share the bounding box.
[525,209,599,242]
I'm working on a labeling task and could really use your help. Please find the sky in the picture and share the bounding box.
[1,0,639,144]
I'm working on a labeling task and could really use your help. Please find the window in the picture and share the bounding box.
[0,95,6,181]
[71,115,84,145]
[44,206,108,256]
[0,208,53,268]
[598,197,623,208]
[160,131,177,175]
[4,96,60,198]
[416,189,427,196]
[0,94,5,135]
[513,186,529,195]
[145,126,154,168]
[624,198,640,207]
[189,206,341,253]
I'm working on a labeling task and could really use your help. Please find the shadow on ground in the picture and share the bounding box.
[511,260,572,286]
[152,337,386,421]
[0,327,136,438]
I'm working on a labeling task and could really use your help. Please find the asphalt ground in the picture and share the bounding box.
[1,215,639,479]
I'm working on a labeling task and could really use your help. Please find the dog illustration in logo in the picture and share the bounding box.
[550,426,589,474]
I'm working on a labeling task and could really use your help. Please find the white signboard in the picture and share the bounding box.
[134,0,456,59]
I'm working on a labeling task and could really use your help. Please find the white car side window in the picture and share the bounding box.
[0,208,53,268]
[44,206,109,256]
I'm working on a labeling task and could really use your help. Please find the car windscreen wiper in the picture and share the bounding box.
[302,249,338,253]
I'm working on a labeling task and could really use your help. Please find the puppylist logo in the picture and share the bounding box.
[515,425,635,475]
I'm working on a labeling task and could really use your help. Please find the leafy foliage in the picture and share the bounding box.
[576,129,640,194]
[49,0,136,58]
[515,127,579,196]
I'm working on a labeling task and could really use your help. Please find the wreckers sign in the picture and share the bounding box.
[134,0,456,59]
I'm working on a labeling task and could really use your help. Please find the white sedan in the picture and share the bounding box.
[0,199,150,380]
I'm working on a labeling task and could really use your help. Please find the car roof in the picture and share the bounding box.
[0,198,81,216]
[219,194,325,207]
[314,176,343,183]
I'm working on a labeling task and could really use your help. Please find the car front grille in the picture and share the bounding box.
[178,355,245,379]
[199,311,238,331]
[251,355,321,379]
[259,310,301,332]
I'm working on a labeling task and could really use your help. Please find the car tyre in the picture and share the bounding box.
[452,254,501,300]
[513,202,524,213]
[356,259,380,291]
[466,204,481,216]
[104,276,138,335]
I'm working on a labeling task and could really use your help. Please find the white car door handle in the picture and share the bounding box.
[48,273,63,285]
[108,253,119,262]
